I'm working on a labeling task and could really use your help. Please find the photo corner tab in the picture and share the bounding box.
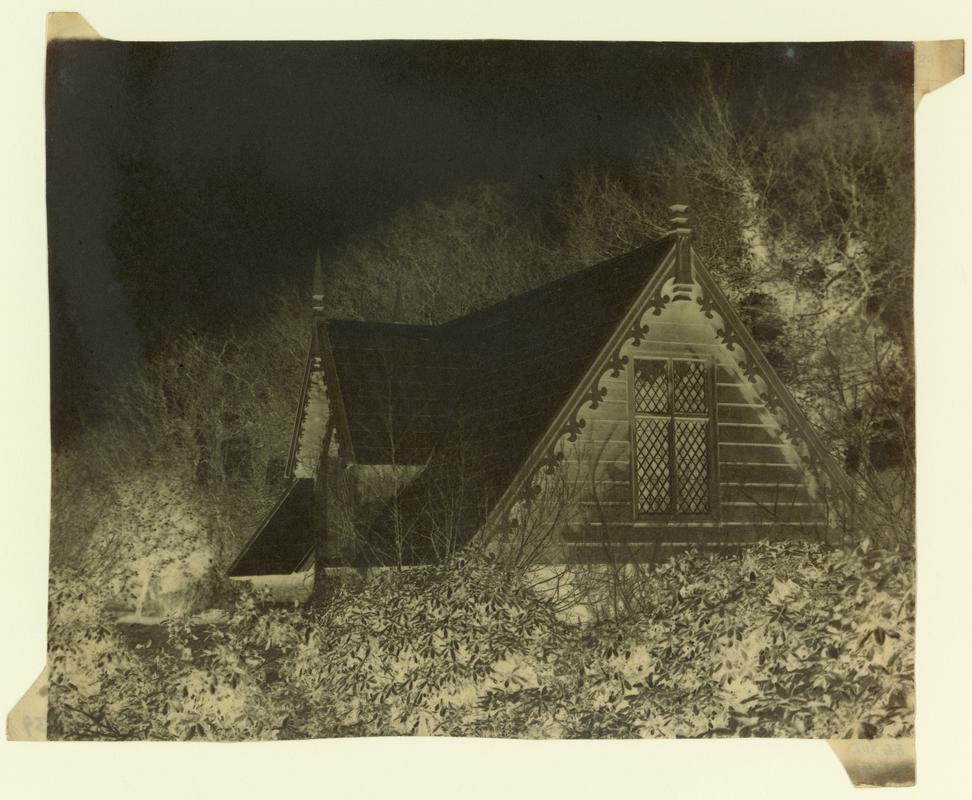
[914,39,964,108]
[47,12,103,43]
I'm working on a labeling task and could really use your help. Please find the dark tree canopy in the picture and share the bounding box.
[46,40,912,444]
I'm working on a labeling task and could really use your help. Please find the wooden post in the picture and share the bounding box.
[667,160,693,302]
[668,202,693,302]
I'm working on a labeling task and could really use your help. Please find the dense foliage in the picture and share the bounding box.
[49,290,307,591]
[49,541,914,741]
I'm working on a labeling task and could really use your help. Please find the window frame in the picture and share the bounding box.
[627,355,719,522]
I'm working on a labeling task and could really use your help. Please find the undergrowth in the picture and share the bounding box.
[48,540,914,740]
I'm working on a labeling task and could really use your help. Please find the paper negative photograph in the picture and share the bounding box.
[42,25,923,754]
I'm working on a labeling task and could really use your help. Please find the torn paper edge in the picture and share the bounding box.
[6,666,48,741]
[47,12,103,42]
[829,737,916,787]
[914,39,964,108]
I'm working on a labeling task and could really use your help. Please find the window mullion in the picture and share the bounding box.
[668,359,678,513]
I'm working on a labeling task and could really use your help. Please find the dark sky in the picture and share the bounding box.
[45,39,912,442]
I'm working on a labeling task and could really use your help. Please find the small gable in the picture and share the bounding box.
[229,479,317,576]
[323,320,452,466]
[290,351,330,479]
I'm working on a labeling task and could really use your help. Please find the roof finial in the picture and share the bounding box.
[667,161,693,301]
[312,248,324,314]
[667,158,691,238]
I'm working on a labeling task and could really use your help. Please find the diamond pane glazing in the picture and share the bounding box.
[673,360,707,414]
[634,360,669,414]
[675,419,709,513]
[635,417,671,513]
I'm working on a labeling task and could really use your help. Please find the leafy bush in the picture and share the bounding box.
[48,542,913,741]
[565,541,914,738]
[48,572,289,740]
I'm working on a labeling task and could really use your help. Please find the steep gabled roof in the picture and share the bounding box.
[228,479,317,576]
[322,238,676,563]
[322,320,449,465]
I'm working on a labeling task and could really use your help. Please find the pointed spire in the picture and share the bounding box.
[666,161,694,302]
[312,248,324,314]
[666,158,692,238]
[667,202,691,238]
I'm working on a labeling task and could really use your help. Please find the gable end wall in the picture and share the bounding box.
[497,271,841,564]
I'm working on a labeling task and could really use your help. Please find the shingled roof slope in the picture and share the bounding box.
[322,321,453,465]
[322,237,675,563]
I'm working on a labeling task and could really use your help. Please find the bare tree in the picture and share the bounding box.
[50,289,308,585]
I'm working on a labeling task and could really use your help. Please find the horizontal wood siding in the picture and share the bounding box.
[563,439,631,465]
[715,402,767,424]
[561,521,827,544]
[720,482,814,504]
[717,422,781,445]
[573,500,825,525]
[714,376,825,529]
[560,527,829,563]
[719,462,804,483]
[580,399,628,421]
[569,480,632,503]
[719,502,827,524]
[716,382,756,404]
[719,442,791,464]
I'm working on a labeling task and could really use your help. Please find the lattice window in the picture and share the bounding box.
[673,360,707,414]
[634,360,669,414]
[675,419,709,513]
[635,417,671,513]
[632,358,712,515]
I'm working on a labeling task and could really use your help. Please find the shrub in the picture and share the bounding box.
[279,557,577,738]
[47,542,914,741]
[563,541,914,738]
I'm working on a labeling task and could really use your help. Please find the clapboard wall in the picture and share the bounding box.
[551,295,829,562]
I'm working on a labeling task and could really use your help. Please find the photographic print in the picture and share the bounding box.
[43,26,918,751]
